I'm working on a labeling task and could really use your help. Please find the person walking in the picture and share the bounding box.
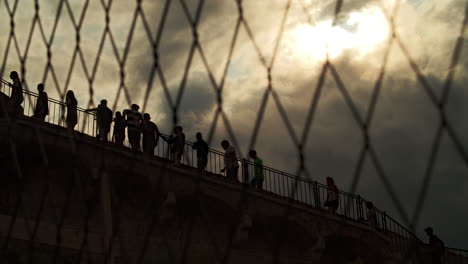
[113,111,126,147]
[366,201,378,228]
[141,113,159,155]
[123,104,143,150]
[192,132,208,171]
[65,90,78,132]
[220,140,239,181]
[248,150,264,190]
[33,83,49,121]
[324,177,339,215]
[169,126,185,165]
[425,227,445,264]
[8,71,23,118]
[86,99,113,141]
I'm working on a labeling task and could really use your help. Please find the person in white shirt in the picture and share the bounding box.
[220,140,239,181]
[123,104,143,150]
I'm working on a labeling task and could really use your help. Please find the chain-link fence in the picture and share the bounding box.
[1,0,468,263]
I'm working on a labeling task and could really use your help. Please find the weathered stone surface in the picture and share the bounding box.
[0,119,466,263]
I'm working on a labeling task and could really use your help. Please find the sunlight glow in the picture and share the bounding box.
[291,7,389,60]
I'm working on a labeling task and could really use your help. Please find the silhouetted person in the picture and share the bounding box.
[86,99,113,141]
[113,111,126,147]
[249,150,264,190]
[192,132,208,170]
[366,201,378,228]
[169,126,185,166]
[425,227,445,264]
[142,113,160,155]
[8,71,23,118]
[325,177,339,215]
[220,140,239,181]
[123,104,143,150]
[33,83,48,121]
[65,90,78,132]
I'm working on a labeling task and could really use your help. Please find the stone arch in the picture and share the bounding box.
[320,234,386,264]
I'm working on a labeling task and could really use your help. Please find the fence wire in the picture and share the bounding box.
[0,0,468,263]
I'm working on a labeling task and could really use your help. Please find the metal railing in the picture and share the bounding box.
[447,248,468,263]
[0,79,95,136]
[0,78,466,258]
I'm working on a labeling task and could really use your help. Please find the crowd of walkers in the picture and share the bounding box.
[0,72,430,207]
[2,72,448,259]
[1,72,364,216]
[3,71,267,189]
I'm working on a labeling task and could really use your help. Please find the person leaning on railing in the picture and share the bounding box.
[165,126,185,166]
[85,99,113,141]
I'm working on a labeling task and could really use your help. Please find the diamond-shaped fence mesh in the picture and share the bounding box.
[0,0,468,263]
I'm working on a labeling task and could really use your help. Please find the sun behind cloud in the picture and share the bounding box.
[290,7,389,61]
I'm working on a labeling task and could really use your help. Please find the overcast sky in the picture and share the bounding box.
[1,0,467,248]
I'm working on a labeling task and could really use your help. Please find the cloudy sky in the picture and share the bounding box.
[1,0,467,248]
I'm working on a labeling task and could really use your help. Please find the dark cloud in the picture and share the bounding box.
[300,0,378,24]
[224,50,468,247]
[178,73,216,115]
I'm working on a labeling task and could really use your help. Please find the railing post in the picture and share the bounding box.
[382,211,388,232]
[92,115,96,137]
[242,158,249,184]
[313,181,321,208]
[357,195,364,220]
[169,135,173,161]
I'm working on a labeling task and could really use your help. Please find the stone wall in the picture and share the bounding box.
[0,119,466,263]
